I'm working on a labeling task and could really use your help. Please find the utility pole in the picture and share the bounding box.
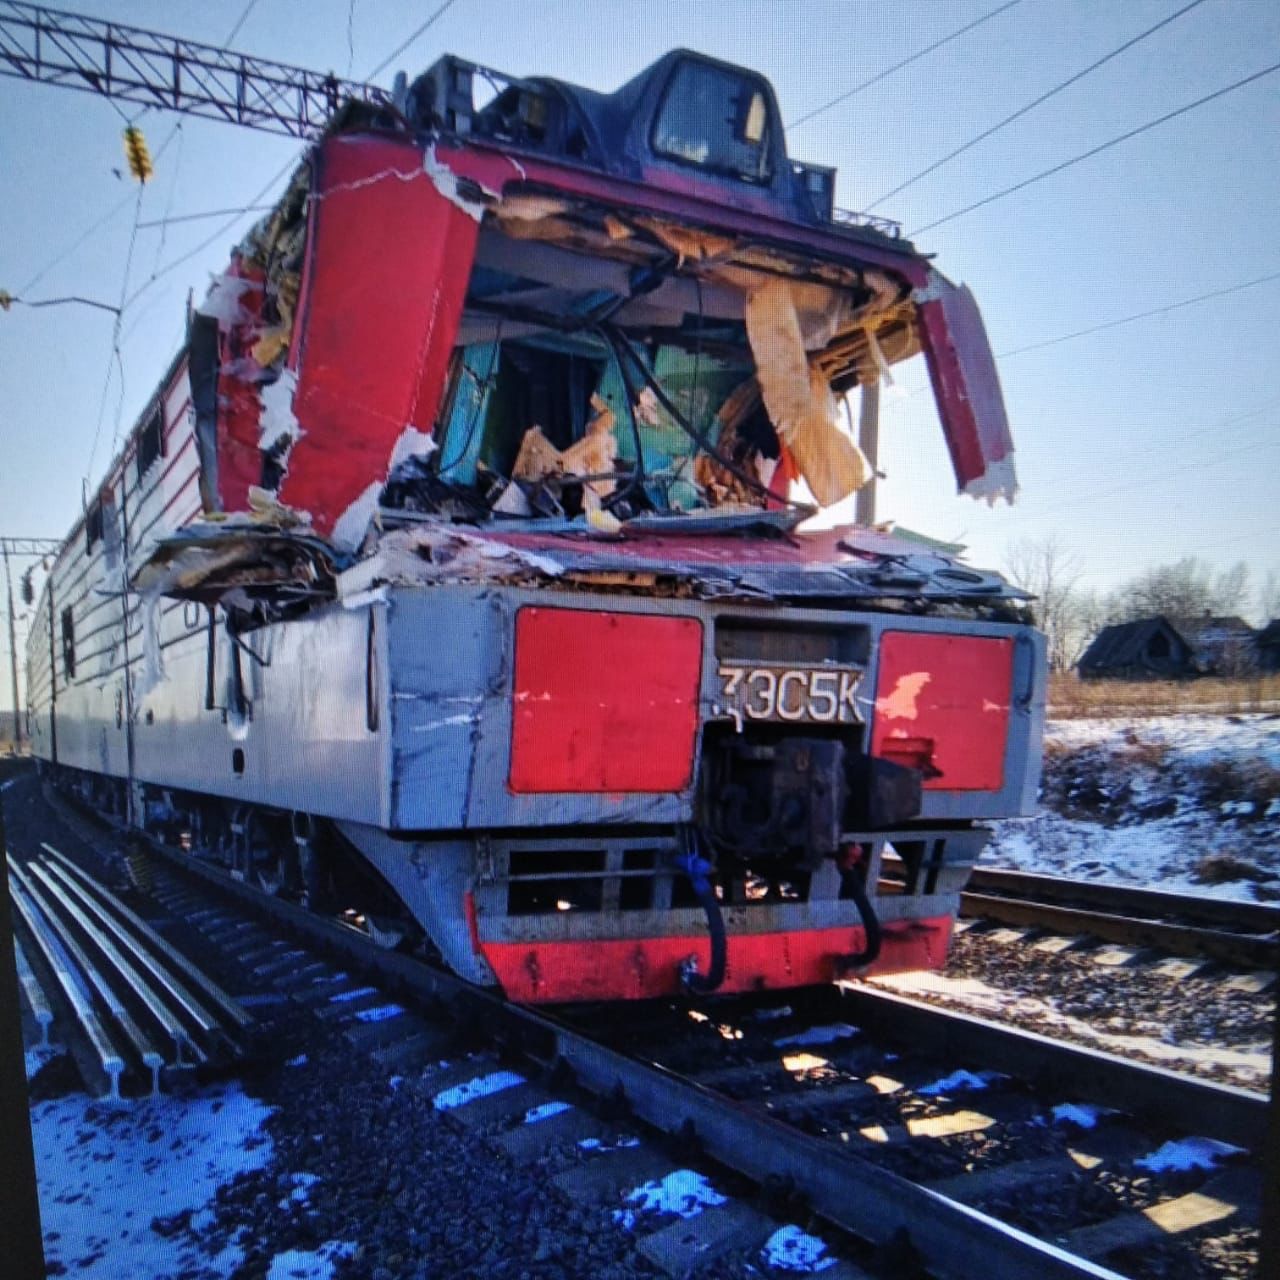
[0,538,61,753]
[854,378,881,527]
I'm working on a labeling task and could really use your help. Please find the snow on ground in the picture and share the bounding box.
[522,1100,572,1124]
[1135,1136,1247,1173]
[915,1068,1001,1096]
[613,1169,726,1230]
[1051,1103,1108,1129]
[761,1224,836,1273]
[31,1083,275,1278]
[431,1069,525,1111]
[773,1022,859,1048]
[982,714,1280,900]
[265,1240,357,1280]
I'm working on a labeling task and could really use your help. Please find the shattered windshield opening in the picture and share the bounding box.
[425,322,785,523]
[378,199,916,529]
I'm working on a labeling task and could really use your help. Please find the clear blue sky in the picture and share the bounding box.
[2,0,1278,707]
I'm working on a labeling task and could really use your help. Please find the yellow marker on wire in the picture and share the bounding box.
[122,124,153,183]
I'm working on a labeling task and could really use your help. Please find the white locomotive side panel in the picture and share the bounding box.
[25,352,203,779]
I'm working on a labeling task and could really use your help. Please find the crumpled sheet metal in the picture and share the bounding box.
[915,272,1017,504]
[743,276,869,506]
[336,525,565,601]
[511,395,618,512]
[477,523,1025,605]
[132,522,343,599]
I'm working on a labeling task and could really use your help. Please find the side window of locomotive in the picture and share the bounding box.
[137,404,164,479]
[61,607,76,679]
[651,61,772,182]
[437,340,605,485]
[85,499,103,555]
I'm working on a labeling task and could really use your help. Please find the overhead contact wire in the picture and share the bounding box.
[364,0,459,81]
[86,185,145,484]
[786,0,1025,130]
[998,269,1280,359]
[866,0,1210,209]
[912,58,1280,235]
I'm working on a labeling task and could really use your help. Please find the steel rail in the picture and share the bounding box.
[966,867,1280,933]
[13,935,52,1047]
[132,828,1134,1280]
[959,889,1278,969]
[842,986,1267,1150]
[31,857,224,1054]
[18,859,200,1078]
[6,862,126,1098]
[42,843,253,1030]
[36,848,247,1045]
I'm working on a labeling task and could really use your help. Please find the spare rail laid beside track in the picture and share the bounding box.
[7,844,253,1098]
[959,867,1280,970]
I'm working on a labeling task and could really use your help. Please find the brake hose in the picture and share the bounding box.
[676,838,727,994]
[836,862,883,974]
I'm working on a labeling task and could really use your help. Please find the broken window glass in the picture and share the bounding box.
[652,61,773,182]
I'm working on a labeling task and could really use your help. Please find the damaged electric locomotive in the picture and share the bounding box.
[27,49,1046,1001]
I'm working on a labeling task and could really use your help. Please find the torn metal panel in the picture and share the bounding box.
[208,258,270,515]
[335,525,564,602]
[328,517,1027,610]
[283,135,480,537]
[743,276,869,506]
[512,394,619,513]
[132,525,344,609]
[915,271,1017,504]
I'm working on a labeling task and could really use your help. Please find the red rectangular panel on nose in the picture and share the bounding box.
[510,607,703,793]
[871,632,1013,791]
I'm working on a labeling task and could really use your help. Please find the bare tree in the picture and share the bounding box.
[1003,536,1086,672]
[1258,569,1280,623]
[1212,561,1251,618]
[1109,557,1250,624]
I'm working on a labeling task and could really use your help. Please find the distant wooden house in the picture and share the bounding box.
[1256,620,1280,672]
[1175,614,1257,676]
[1077,617,1195,680]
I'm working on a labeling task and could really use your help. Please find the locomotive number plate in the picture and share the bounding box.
[716,664,864,726]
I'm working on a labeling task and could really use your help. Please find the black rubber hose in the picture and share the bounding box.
[677,841,727,994]
[597,325,648,508]
[836,867,883,973]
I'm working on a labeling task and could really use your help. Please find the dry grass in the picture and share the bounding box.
[1048,672,1280,719]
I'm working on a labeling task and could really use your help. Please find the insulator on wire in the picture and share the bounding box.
[122,125,153,183]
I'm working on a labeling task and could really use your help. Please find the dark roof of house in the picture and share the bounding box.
[1077,616,1188,672]
[1257,619,1280,646]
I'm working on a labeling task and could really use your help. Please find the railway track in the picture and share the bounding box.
[14,772,1265,1280]
[956,867,1280,971]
